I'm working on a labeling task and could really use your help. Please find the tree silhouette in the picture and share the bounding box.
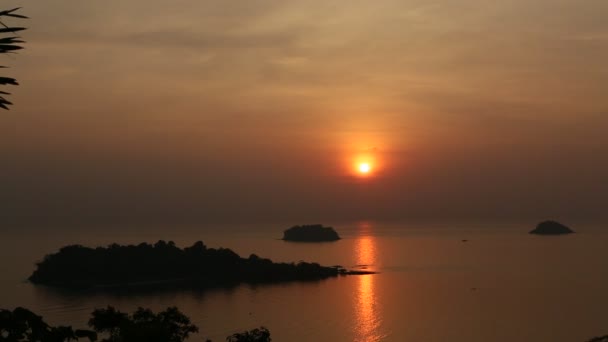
[0,307,97,341]
[0,7,27,110]
[88,306,198,342]
[226,327,271,342]
[2,306,274,341]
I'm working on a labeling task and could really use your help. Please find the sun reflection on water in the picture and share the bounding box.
[353,223,384,342]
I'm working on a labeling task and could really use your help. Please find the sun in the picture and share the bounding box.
[349,149,379,178]
[358,163,371,174]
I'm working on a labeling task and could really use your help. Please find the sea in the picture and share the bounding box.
[2,221,608,342]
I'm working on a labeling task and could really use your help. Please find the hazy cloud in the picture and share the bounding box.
[2,0,608,225]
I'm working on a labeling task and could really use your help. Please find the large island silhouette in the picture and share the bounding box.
[29,240,366,289]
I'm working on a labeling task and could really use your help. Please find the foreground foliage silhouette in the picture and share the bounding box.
[226,327,270,342]
[0,307,270,342]
[88,306,198,342]
[0,307,96,342]
[30,241,348,289]
[0,7,27,109]
[588,336,608,342]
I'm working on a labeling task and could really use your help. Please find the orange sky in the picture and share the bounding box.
[2,0,608,224]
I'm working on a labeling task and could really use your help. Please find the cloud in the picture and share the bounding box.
[33,27,305,51]
[4,0,608,224]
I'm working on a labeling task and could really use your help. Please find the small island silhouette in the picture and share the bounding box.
[29,240,368,290]
[282,224,341,242]
[529,220,575,235]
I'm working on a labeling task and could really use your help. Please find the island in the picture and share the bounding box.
[282,224,341,242]
[529,220,575,235]
[29,240,367,289]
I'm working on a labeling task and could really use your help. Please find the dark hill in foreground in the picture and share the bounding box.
[529,220,575,235]
[283,224,341,242]
[29,241,362,289]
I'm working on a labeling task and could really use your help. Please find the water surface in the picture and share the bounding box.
[1,221,607,341]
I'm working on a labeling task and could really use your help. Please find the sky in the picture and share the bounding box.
[2,0,608,225]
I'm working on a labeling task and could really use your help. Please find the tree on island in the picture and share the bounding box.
[0,7,27,110]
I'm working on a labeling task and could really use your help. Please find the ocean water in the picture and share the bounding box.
[1,221,608,342]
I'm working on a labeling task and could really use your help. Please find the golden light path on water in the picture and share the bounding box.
[353,223,385,342]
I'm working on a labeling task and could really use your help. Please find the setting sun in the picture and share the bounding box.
[358,163,371,174]
[349,150,379,178]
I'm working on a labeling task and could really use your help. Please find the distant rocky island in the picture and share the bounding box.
[282,224,341,242]
[529,220,575,235]
[29,240,365,289]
